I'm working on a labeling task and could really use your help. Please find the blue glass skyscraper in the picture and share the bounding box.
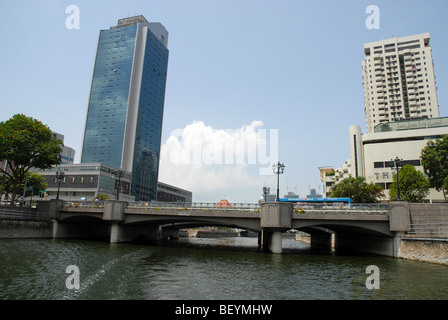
[81,16,169,201]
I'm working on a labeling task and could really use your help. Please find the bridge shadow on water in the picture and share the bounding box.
[130,235,337,257]
[128,235,385,260]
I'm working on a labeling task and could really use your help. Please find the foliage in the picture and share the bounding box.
[421,134,448,201]
[443,177,448,198]
[388,165,430,202]
[0,114,61,203]
[328,176,384,203]
[95,193,111,201]
[0,171,48,199]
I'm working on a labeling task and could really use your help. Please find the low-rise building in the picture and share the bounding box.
[156,182,193,203]
[322,117,448,202]
[32,163,134,202]
[32,163,193,204]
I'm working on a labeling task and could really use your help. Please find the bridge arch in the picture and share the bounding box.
[292,220,400,256]
[292,220,394,238]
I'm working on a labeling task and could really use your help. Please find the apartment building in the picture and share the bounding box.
[362,33,439,133]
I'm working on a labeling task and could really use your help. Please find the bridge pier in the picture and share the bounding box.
[110,223,120,243]
[260,202,293,254]
[261,230,283,254]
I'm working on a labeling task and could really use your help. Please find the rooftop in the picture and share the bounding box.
[374,116,448,133]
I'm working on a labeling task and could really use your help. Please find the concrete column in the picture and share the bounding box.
[52,219,59,238]
[260,202,293,254]
[110,223,120,243]
[261,230,283,254]
[269,231,283,254]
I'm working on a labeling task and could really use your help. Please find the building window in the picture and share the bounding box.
[374,161,385,168]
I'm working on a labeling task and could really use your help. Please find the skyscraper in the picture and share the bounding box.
[362,33,439,133]
[81,15,169,201]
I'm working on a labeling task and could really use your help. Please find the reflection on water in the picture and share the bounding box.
[0,237,447,300]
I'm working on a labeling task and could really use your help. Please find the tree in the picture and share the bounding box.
[0,171,47,200]
[421,134,448,201]
[0,114,62,203]
[328,176,385,203]
[389,165,430,202]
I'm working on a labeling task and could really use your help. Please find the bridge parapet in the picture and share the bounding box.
[127,201,261,211]
[103,200,127,222]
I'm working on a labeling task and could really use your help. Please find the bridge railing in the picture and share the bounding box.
[126,201,389,213]
[294,203,389,214]
[59,200,389,214]
[62,200,104,208]
[0,205,47,221]
[127,201,261,211]
[406,222,448,238]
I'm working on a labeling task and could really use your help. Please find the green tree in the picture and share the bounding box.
[389,165,430,202]
[0,114,61,203]
[328,176,385,203]
[421,134,448,201]
[0,171,47,200]
[23,172,48,198]
[443,177,448,198]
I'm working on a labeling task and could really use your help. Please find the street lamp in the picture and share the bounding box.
[272,162,285,202]
[55,170,65,200]
[391,157,403,201]
[263,186,270,202]
[113,169,124,200]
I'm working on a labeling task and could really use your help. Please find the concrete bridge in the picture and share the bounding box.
[39,200,410,257]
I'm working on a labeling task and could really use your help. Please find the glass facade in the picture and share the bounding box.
[131,29,169,201]
[81,18,169,202]
[82,25,137,168]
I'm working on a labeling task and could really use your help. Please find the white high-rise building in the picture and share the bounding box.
[362,33,439,133]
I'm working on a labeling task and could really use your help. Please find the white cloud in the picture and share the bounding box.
[158,121,278,202]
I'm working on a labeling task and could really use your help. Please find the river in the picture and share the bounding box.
[0,237,447,300]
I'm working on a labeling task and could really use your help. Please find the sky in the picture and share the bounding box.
[1,0,447,203]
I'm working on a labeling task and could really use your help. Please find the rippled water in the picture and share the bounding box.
[0,237,447,300]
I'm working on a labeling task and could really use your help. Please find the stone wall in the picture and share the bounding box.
[0,219,52,239]
[409,203,448,224]
[398,239,448,266]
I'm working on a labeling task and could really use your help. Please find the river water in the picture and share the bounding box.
[0,237,447,300]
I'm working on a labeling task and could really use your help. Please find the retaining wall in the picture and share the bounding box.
[398,238,448,266]
[0,219,52,239]
[409,203,448,224]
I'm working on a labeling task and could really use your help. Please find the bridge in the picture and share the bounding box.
[39,199,411,257]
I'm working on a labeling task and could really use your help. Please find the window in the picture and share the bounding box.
[374,161,385,168]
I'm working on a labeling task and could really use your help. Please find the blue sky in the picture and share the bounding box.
[1,0,447,202]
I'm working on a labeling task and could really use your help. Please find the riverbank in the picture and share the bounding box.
[398,238,448,266]
[0,219,52,239]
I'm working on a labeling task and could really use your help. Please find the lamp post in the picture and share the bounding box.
[272,162,285,202]
[263,186,270,202]
[113,169,124,200]
[391,157,403,201]
[55,170,65,200]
